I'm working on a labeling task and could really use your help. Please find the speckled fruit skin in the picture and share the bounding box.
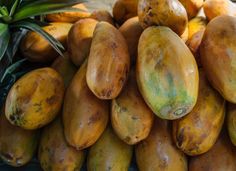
[135,118,188,171]
[173,70,225,156]
[63,61,109,150]
[200,15,236,103]
[39,117,85,171]
[137,26,199,120]
[86,21,130,100]
[5,67,64,130]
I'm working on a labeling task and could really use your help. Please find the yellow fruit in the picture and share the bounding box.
[179,0,204,19]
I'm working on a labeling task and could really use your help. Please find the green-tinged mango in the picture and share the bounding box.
[119,17,143,65]
[138,0,188,35]
[86,22,130,99]
[0,108,39,167]
[111,69,154,145]
[137,26,199,120]
[189,128,236,171]
[39,116,85,171]
[173,70,225,156]
[67,18,98,67]
[5,68,64,130]
[87,126,133,171]
[200,15,236,103]
[135,118,188,171]
[20,22,72,63]
[51,52,77,87]
[227,103,236,146]
[63,61,109,150]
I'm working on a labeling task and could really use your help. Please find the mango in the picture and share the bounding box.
[173,70,225,156]
[180,25,189,43]
[113,0,138,24]
[227,103,236,146]
[67,18,98,67]
[39,116,85,171]
[137,26,199,120]
[200,15,236,103]
[86,22,130,99]
[138,0,188,35]
[63,61,109,150]
[111,69,154,145]
[135,118,188,171]
[179,0,203,19]
[189,128,236,171]
[119,17,143,65]
[20,22,72,63]
[90,10,114,25]
[51,52,77,87]
[203,0,236,21]
[0,108,39,167]
[87,126,133,171]
[5,67,64,129]
[46,4,91,23]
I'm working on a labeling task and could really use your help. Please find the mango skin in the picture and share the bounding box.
[87,126,133,171]
[111,69,154,145]
[86,22,130,99]
[90,10,114,25]
[51,52,77,88]
[39,117,85,171]
[227,103,236,146]
[203,0,236,21]
[119,17,143,65]
[0,109,39,167]
[5,67,64,130]
[173,70,225,156]
[179,0,203,19]
[189,129,236,171]
[46,4,91,23]
[200,15,236,103]
[137,26,199,120]
[20,22,72,63]
[135,118,188,171]
[63,61,109,150]
[138,0,188,35]
[180,25,189,43]
[113,0,138,24]
[67,18,98,67]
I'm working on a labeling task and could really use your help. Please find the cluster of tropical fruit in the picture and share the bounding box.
[1,0,236,170]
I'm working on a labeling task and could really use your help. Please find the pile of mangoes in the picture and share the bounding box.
[1,0,236,170]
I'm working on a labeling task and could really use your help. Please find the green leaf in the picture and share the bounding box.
[0,23,10,61]
[9,0,20,16]
[13,0,86,22]
[11,20,64,57]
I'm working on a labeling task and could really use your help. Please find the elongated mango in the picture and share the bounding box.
[86,22,130,99]
[137,26,199,120]
[135,118,188,171]
[20,22,72,63]
[111,69,154,145]
[200,15,236,103]
[0,108,39,167]
[173,70,225,156]
[39,117,85,171]
[87,126,133,171]
[227,103,236,146]
[63,61,109,150]
[5,68,64,130]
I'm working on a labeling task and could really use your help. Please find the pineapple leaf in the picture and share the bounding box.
[9,0,20,16]
[0,23,10,61]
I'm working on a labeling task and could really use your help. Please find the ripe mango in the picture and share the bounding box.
[20,22,72,63]
[5,68,64,129]
[111,69,154,145]
[135,118,188,171]
[173,70,225,156]
[86,22,130,99]
[200,15,236,103]
[90,10,114,25]
[39,116,85,171]
[67,18,98,67]
[63,61,109,150]
[137,26,199,120]
[179,0,203,19]
[87,126,133,171]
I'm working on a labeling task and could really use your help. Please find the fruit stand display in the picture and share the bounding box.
[0,0,236,170]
